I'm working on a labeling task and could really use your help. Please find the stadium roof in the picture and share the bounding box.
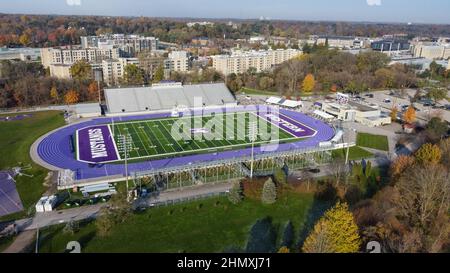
[105,82,236,114]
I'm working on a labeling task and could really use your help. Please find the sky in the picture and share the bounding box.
[0,0,450,24]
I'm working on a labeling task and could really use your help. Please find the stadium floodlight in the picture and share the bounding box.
[248,121,258,179]
[119,134,133,201]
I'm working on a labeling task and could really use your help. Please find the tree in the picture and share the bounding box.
[403,105,416,124]
[228,181,243,205]
[50,86,59,103]
[396,164,450,252]
[390,107,398,122]
[273,168,287,185]
[278,246,290,253]
[70,60,92,81]
[302,202,361,253]
[123,64,144,86]
[415,143,442,165]
[302,74,315,93]
[87,81,99,101]
[261,177,277,204]
[390,155,415,180]
[425,117,448,142]
[64,90,79,105]
[329,159,348,187]
[153,64,165,83]
[439,138,450,170]
[95,207,116,237]
[96,190,131,237]
[427,87,447,104]
[19,33,30,46]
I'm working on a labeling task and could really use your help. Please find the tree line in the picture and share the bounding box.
[0,60,99,108]
[226,49,419,96]
[1,14,450,47]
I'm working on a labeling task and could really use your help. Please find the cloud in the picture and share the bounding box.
[367,0,382,6]
[66,0,82,6]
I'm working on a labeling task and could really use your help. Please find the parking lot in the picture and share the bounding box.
[354,89,450,124]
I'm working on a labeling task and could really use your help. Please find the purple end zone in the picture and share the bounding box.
[256,110,316,138]
[77,125,119,163]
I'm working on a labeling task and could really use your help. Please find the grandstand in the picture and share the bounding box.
[104,82,237,114]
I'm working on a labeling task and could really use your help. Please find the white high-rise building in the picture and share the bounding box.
[165,51,189,72]
[41,46,120,68]
[102,58,140,86]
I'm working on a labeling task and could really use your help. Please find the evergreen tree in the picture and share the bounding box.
[261,178,277,204]
[228,181,243,205]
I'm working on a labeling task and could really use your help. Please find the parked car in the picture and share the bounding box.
[383,99,391,103]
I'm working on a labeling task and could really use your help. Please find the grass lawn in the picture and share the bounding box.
[0,111,65,222]
[332,146,374,161]
[356,133,389,152]
[0,235,14,252]
[38,193,316,253]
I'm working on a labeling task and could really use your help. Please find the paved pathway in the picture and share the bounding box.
[2,230,35,253]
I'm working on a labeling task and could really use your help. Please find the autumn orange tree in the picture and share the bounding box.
[390,155,415,180]
[88,81,99,101]
[403,105,416,124]
[64,90,79,105]
[302,74,315,93]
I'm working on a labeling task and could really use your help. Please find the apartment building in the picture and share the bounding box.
[211,48,302,75]
[102,58,140,86]
[81,34,159,57]
[41,46,120,68]
[165,51,189,72]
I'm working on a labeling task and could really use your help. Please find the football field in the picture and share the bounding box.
[112,112,295,160]
[76,111,318,163]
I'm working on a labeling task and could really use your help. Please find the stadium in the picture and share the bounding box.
[31,82,349,191]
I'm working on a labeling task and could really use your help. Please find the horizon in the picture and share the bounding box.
[2,11,450,26]
[0,0,450,25]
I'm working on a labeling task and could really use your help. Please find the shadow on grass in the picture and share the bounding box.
[296,184,336,250]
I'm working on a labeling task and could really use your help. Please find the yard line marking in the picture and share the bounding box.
[158,120,185,153]
[129,122,151,156]
[143,121,167,154]
[108,124,122,161]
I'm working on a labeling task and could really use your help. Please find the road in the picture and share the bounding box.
[11,181,234,233]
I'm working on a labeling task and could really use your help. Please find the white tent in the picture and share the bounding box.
[266,96,282,105]
[281,100,303,108]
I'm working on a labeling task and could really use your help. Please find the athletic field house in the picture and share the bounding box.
[31,82,354,192]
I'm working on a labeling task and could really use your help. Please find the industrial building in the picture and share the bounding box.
[321,95,391,127]
[371,39,411,53]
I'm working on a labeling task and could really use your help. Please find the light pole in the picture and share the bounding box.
[248,121,258,179]
[119,134,132,200]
